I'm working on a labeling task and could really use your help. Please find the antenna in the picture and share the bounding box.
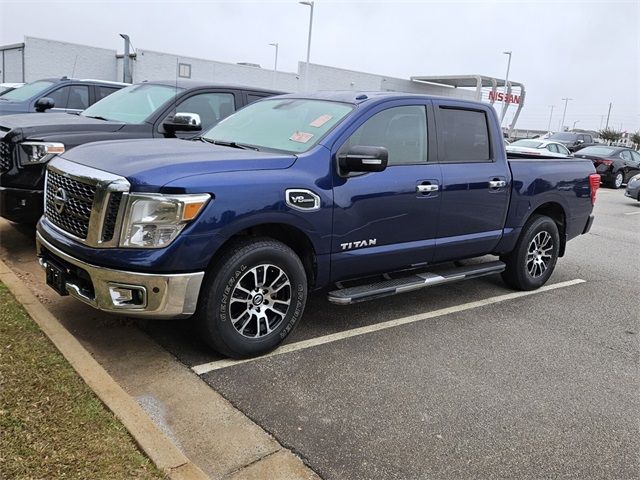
[65,54,79,111]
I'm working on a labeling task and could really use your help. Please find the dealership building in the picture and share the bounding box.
[0,36,525,132]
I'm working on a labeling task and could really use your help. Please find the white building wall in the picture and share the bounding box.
[22,36,117,82]
[1,46,24,82]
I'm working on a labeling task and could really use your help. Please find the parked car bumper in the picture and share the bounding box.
[0,186,43,223]
[36,230,204,319]
[625,182,640,200]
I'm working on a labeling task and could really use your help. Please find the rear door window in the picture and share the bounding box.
[437,107,491,162]
[171,92,236,131]
[96,86,120,102]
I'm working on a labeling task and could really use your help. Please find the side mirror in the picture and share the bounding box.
[35,97,55,112]
[338,146,388,174]
[576,139,584,145]
[163,112,202,133]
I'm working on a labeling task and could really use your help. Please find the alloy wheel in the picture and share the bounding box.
[526,231,553,278]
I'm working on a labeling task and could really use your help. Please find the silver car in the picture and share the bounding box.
[506,139,572,158]
[625,174,640,201]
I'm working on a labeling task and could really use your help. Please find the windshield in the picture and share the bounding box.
[549,132,577,141]
[81,83,182,123]
[511,140,543,148]
[0,80,54,101]
[576,146,616,157]
[202,98,354,153]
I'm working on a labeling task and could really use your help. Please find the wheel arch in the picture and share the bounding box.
[524,201,567,256]
[210,222,318,287]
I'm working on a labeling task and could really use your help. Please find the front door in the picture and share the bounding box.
[433,101,510,262]
[330,102,441,281]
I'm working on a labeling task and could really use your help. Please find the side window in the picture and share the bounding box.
[547,144,558,153]
[585,135,593,143]
[558,144,570,155]
[620,150,632,161]
[630,151,640,164]
[438,107,491,162]
[173,92,236,130]
[577,135,585,142]
[247,93,269,104]
[47,85,90,110]
[343,105,428,165]
[96,86,119,102]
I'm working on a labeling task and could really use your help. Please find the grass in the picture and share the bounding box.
[0,282,166,480]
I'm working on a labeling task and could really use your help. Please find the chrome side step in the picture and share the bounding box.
[327,260,506,305]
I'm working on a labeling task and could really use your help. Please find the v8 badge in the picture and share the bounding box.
[285,189,321,212]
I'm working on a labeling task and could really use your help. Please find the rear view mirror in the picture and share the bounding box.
[338,146,388,174]
[35,97,55,112]
[163,112,202,133]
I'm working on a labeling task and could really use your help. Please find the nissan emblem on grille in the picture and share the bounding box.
[53,188,68,214]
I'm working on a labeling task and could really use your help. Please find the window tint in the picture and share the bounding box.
[48,85,90,110]
[620,150,632,161]
[344,106,427,165]
[247,93,269,104]
[546,144,558,153]
[585,135,593,143]
[96,86,119,101]
[630,151,640,163]
[172,92,235,130]
[439,107,490,162]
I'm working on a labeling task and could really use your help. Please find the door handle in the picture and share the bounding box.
[417,184,439,193]
[489,180,506,189]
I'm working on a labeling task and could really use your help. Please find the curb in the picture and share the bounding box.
[0,258,210,480]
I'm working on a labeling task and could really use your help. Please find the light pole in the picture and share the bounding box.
[572,120,580,130]
[268,42,279,88]
[560,97,572,132]
[500,50,512,125]
[299,1,314,91]
[547,105,555,132]
[605,102,612,129]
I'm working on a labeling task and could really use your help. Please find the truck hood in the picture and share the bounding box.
[0,112,124,138]
[58,138,297,190]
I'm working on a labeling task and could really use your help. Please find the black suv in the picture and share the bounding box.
[0,77,128,116]
[547,132,596,152]
[0,80,282,223]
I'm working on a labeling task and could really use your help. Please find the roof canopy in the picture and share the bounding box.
[410,74,524,89]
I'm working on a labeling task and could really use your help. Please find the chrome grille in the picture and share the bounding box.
[0,141,12,173]
[45,170,96,239]
[101,192,123,242]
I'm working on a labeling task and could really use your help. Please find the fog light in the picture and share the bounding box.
[108,284,146,308]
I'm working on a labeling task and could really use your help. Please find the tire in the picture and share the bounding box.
[608,171,624,189]
[500,215,560,291]
[196,237,307,358]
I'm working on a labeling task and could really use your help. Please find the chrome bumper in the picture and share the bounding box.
[36,232,204,319]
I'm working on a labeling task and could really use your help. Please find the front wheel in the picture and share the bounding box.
[501,215,560,291]
[196,238,308,358]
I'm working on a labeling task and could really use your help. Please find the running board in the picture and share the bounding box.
[327,261,506,305]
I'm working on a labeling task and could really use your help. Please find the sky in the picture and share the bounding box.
[0,0,638,132]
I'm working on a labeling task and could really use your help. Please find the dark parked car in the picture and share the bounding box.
[0,80,282,223]
[0,77,128,116]
[574,145,640,188]
[547,132,596,152]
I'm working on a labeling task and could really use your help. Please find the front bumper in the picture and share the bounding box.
[0,186,43,223]
[625,184,640,200]
[36,231,204,319]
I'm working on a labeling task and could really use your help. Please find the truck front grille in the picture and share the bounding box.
[0,141,12,173]
[44,158,130,246]
[45,170,96,239]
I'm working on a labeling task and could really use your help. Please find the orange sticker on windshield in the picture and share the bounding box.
[289,131,314,143]
[310,114,333,128]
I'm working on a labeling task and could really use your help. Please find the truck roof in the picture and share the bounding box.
[139,79,285,95]
[275,90,486,107]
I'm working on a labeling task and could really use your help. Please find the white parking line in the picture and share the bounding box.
[623,211,640,216]
[192,278,586,375]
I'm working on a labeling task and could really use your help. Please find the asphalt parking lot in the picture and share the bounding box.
[1,187,638,479]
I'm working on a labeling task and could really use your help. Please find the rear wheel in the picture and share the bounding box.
[196,238,307,358]
[501,215,560,291]
[609,171,624,189]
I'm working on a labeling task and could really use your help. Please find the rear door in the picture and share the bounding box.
[47,84,91,113]
[330,100,441,280]
[434,101,510,262]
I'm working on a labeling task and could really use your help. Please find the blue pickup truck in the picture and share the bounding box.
[35,92,600,358]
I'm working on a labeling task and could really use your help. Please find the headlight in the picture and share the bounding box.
[120,193,210,248]
[18,141,65,165]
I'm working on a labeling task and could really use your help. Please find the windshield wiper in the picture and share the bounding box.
[83,115,109,121]
[200,138,259,151]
